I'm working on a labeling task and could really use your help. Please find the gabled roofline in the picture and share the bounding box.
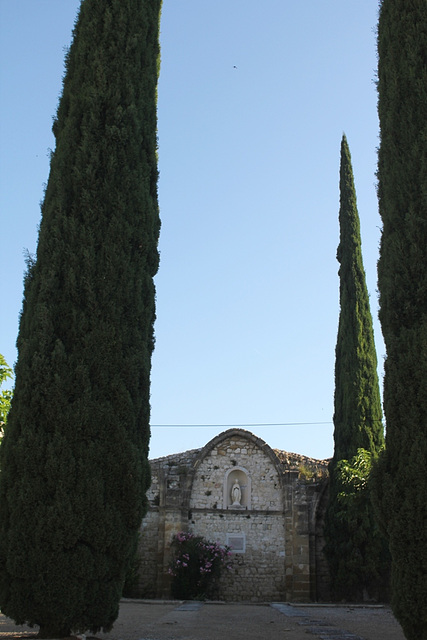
[191,428,286,491]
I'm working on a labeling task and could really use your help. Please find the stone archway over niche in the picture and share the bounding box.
[223,466,251,509]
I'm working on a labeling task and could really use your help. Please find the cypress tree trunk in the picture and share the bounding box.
[376,1,427,637]
[325,135,385,601]
[0,1,162,636]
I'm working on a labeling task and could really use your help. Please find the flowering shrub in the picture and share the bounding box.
[168,532,232,600]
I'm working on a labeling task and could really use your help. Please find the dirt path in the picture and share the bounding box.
[0,600,406,640]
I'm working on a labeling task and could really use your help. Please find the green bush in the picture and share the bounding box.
[325,449,390,601]
[169,532,232,600]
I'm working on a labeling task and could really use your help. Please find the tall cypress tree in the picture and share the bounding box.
[325,135,385,600]
[0,1,162,636]
[333,135,384,462]
[376,1,427,637]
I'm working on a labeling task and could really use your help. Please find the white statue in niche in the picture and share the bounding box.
[231,479,242,506]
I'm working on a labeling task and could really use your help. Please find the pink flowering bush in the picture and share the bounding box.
[168,532,232,600]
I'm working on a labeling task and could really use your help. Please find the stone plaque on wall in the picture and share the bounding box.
[227,533,246,553]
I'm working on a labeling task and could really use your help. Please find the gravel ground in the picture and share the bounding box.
[0,600,406,640]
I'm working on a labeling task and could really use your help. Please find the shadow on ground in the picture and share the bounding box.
[0,600,405,640]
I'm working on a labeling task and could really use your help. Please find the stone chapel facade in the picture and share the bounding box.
[137,428,330,602]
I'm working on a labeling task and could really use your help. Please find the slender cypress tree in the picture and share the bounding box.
[333,135,384,462]
[325,135,385,600]
[0,1,162,636]
[376,1,427,637]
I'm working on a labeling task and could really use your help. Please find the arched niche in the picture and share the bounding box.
[223,466,251,510]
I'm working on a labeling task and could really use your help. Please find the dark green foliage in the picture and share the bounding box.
[332,136,384,462]
[0,1,162,636]
[325,449,390,601]
[122,536,142,598]
[325,135,386,601]
[376,1,427,637]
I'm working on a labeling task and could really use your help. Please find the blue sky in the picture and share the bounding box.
[0,1,383,461]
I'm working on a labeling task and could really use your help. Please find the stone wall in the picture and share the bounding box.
[138,509,160,597]
[191,510,286,601]
[137,429,329,602]
[187,432,286,601]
